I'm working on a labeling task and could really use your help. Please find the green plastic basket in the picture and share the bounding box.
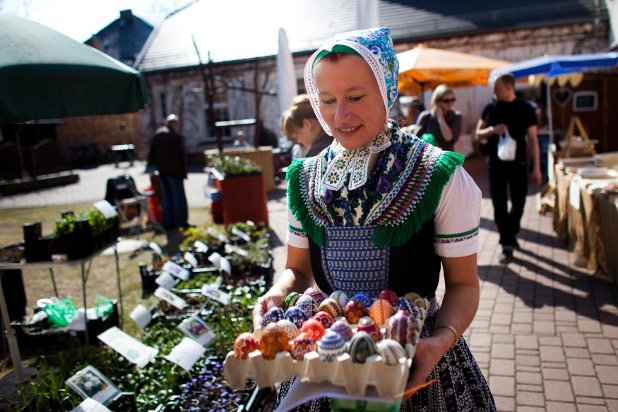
[330,397,402,412]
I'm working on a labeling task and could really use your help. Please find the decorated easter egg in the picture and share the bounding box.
[352,292,373,310]
[303,287,327,306]
[261,306,285,329]
[284,306,309,329]
[317,330,346,362]
[284,292,302,311]
[313,311,334,329]
[329,290,349,309]
[259,323,290,360]
[318,298,344,319]
[369,299,394,325]
[296,295,318,317]
[386,310,417,346]
[377,339,407,366]
[330,319,354,341]
[290,332,316,361]
[356,316,382,341]
[403,292,428,311]
[344,300,366,324]
[277,319,300,342]
[378,289,399,308]
[348,331,379,363]
[233,332,259,359]
[398,297,416,316]
[300,319,326,341]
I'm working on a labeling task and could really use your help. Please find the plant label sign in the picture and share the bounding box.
[165,337,206,371]
[71,397,112,412]
[162,261,190,281]
[201,284,231,305]
[65,365,120,405]
[155,272,178,290]
[148,241,163,255]
[231,227,252,242]
[183,251,199,267]
[155,287,187,310]
[98,327,158,368]
[92,200,118,219]
[194,240,209,253]
[225,244,249,257]
[177,315,216,346]
[130,304,152,330]
[220,256,232,276]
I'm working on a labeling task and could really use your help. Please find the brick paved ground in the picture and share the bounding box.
[1,156,617,410]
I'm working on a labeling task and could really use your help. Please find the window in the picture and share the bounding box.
[573,91,597,112]
[205,90,230,140]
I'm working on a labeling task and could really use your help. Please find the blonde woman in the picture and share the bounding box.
[414,84,462,151]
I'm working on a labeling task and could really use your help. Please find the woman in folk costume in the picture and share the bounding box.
[253,27,496,411]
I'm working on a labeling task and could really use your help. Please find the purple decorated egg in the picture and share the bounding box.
[329,290,349,308]
[303,287,327,306]
[318,298,344,319]
[330,320,354,341]
[277,319,300,342]
[261,306,284,329]
[348,331,379,363]
[369,299,394,325]
[283,292,302,311]
[377,339,407,365]
[356,316,382,341]
[317,330,346,362]
[290,332,316,361]
[344,300,366,324]
[352,292,373,310]
[296,294,318,317]
[284,306,309,329]
[378,289,399,308]
[313,311,334,329]
[386,310,418,346]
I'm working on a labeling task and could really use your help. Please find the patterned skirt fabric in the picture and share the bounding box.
[277,313,496,412]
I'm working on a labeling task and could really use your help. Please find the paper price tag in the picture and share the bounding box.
[98,327,158,368]
[162,261,190,281]
[201,285,231,305]
[130,304,152,330]
[164,337,206,371]
[155,287,187,310]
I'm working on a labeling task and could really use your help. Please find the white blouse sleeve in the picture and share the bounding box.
[286,208,309,249]
[434,166,482,257]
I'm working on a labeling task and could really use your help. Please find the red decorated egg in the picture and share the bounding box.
[386,310,418,346]
[290,332,316,361]
[300,319,326,341]
[313,311,334,329]
[233,332,259,359]
[356,316,382,341]
[344,300,366,324]
[259,323,290,360]
[318,298,344,319]
[369,299,394,325]
[378,289,399,307]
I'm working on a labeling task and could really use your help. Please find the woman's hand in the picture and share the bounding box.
[403,335,450,399]
[252,286,286,330]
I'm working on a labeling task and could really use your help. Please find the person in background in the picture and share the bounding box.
[254,27,495,411]
[232,130,251,147]
[475,73,541,264]
[147,114,189,230]
[280,94,332,157]
[414,84,462,151]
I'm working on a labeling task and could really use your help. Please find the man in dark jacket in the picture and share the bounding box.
[147,114,189,230]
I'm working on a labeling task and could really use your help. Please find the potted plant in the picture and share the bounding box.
[206,154,269,226]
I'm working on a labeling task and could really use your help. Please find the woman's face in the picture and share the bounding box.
[313,55,386,150]
[438,93,456,110]
[290,119,319,148]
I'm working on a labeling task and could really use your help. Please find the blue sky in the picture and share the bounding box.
[0,0,193,42]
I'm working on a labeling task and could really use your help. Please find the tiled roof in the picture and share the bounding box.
[136,0,607,72]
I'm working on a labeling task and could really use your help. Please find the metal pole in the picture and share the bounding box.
[81,262,89,347]
[49,268,58,297]
[114,244,123,326]
[0,271,24,382]
[546,80,554,140]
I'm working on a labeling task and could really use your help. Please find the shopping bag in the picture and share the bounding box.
[497,130,517,161]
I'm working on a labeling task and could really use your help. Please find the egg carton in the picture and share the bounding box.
[224,349,412,399]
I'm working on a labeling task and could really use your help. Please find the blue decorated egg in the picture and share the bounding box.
[348,331,379,364]
[317,330,346,362]
[377,339,407,366]
[329,290,349,309]
[261,306,284,329]
[296,294,318,317]
[284,306,309,329]
[352,292,373,310]
[330,319,354,341]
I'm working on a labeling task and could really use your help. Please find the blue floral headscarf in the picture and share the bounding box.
[303,27,399,137]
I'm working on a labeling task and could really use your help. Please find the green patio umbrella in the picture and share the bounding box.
[0,13,148,123]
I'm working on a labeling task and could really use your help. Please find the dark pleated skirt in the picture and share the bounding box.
[277,313,496,412]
